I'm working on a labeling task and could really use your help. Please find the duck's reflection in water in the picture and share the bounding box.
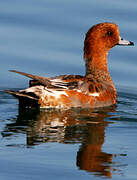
[77,121,112,177]
[3,106,116,178]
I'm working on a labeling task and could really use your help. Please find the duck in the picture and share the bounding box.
[5,22,134,109]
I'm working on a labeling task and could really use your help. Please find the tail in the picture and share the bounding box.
[9,70,51,86]
[5,90,39,108]
[4,90,37,100]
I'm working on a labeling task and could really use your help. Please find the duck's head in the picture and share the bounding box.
[84,22,134,60]
[84,22,134,73]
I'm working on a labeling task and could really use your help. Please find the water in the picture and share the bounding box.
[0,0,137,179]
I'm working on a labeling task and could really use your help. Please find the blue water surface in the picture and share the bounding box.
[0,0,137,179]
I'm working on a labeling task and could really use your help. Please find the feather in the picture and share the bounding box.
[9,70,51,87]
[4,90,38,100]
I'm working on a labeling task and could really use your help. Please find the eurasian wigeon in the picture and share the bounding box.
[5,22,134,108]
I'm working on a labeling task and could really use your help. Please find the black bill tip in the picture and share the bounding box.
[129,41,134,46]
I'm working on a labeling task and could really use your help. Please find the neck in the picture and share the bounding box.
[85,52,112,82]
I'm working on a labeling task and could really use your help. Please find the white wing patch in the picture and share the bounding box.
[20,85,68,99]
[21,85,99,98]
[44,88,68,98]
[19,85,100,109]
[89,92,99,97]
[50,79,68,89]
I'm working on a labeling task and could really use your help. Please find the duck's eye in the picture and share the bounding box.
[107,31,113,36]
